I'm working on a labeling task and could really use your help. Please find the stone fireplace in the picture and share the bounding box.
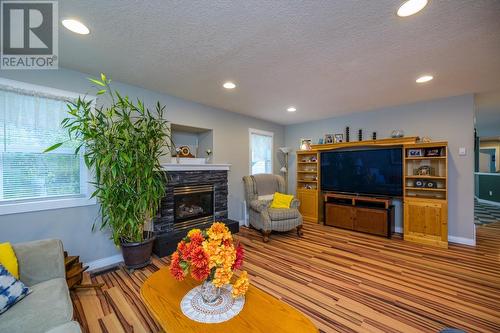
[153,163,238,257]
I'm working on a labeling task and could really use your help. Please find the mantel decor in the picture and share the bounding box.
[169,222,249,323]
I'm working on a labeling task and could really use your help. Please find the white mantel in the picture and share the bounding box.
[160,163,231,171]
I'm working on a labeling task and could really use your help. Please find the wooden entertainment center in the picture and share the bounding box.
[296,137,449,248]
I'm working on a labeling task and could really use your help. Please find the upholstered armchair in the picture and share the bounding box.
[243,174,303,242]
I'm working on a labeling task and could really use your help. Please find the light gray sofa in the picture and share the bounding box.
[0,239,82,333]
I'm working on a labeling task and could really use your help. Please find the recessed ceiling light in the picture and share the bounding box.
[287,106,297,112]
[223,81,236,89]
[62,19,90,35]
[397,0,428,17]
[416,75,433,83]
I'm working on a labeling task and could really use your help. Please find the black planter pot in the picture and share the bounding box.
[120,235,156,269]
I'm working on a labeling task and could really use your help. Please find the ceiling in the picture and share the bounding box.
[59,0,500,125]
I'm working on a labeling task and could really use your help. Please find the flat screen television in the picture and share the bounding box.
[320,148,403,197]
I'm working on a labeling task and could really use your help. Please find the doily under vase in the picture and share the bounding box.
[180,284,245,324]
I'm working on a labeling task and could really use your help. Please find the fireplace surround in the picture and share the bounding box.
[152,164,239,257]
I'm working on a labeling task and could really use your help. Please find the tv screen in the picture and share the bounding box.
[320,148,403,197]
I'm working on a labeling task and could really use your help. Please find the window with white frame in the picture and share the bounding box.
[249,128,273,175]
[0,79,93,214]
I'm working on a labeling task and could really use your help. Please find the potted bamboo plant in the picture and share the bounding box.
[46,74,170,268]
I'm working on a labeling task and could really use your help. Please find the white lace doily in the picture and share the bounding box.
[180,285,245,323]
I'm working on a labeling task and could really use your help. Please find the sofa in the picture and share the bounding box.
[243,174,303,242]
[0,239,82,333]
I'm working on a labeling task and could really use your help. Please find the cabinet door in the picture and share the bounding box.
[325,204,353,229]
[297,189,318,222]
[404,199,448,247]
[355,208,388,236]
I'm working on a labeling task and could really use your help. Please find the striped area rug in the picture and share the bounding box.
[474,199,500,225]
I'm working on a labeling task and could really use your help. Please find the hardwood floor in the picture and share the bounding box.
[72,222,500,333]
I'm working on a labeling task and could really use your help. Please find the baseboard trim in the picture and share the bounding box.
[476,197,500,207]
[86,254,123,272]
[448,236,476,246]
[395,226,475,246]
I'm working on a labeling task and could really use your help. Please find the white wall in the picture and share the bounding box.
[0,68,285,262]
[286,95,475,241]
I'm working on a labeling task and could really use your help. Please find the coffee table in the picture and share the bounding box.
[140,267,318,332]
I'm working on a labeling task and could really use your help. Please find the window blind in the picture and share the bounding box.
[250,131,273,175]
[0,88,84,202]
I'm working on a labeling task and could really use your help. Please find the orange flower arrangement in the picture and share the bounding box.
[169,222,249,298]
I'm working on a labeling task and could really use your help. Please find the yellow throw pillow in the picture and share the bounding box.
[0,242,19,279]
[270,192,294,209]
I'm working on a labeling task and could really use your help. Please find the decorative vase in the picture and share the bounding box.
[200,279,221,303]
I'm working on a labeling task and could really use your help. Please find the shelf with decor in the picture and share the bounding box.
[404,143,447,200]
[296,150,320,223]
[405,156,446,160]
[403,142,448,248]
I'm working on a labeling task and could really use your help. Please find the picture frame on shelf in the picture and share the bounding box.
[408,149,423,157]
[299,138,312,151]
[324,134,334,144]
[414,165,433,176]
[425,148,441,157]
[334,133,344,143]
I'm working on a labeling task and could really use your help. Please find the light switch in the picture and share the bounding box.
[459,147,467,156]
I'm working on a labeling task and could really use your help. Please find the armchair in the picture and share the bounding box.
[243,174,303,242]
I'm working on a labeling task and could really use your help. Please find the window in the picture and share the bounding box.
[0,79,94,215]
[249,128,273,175]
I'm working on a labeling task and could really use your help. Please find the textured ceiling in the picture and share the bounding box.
[58,0,500,125]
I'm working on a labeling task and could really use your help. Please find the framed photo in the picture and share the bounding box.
[425,148,441,157]
[334,133,344,143]
[299,138,312,151]
[324,134,334,144]
[408,149,423,157]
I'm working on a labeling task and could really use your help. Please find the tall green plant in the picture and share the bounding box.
[46,74,170,245]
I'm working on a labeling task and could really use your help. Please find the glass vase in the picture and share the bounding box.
[200,279,221,303]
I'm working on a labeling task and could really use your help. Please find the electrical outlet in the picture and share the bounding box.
[459,147,467,156]
[489,190,493,196]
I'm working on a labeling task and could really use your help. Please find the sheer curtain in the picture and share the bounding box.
[250,131,273,175]
[0,87,84,202]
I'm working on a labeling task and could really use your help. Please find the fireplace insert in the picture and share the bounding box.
[173,184,214,230]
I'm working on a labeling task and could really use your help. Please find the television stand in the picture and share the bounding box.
[324,193,395,238]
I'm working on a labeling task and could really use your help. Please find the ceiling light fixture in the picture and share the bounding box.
[416,75,433,83]
[62,19,90,34]
[397,0,428,17]
[287,106,297,112]
[223,81,236,89]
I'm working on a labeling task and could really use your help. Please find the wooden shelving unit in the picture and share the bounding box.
[296,151,320,223]
[294,137,448,248]
[403,142,448,248]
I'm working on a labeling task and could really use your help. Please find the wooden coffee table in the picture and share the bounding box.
[140,267,318,332]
